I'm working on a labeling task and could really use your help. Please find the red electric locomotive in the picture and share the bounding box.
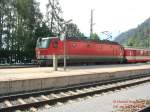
[35,37,150,66]
[36,37,124,66]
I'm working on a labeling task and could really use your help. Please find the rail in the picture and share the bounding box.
[0,74,150,111]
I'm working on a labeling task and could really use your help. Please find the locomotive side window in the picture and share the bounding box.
[87,44,90,47]
[100,45,102,49]
[53,41,58,48]
[72,43,77,48]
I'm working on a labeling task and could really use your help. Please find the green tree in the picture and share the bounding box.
[35,21,52,38]
[0,0,8,48]
[0,0,86,63]
[15,0,42,51]
[46,0,64,35]
[115,17,150,48]
[0,0,43,57]
[65,23,85,38]
[90,33,100,40]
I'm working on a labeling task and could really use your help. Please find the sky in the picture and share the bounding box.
[38,0,150,39]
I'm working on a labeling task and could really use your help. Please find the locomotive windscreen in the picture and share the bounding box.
[36,37,51,48]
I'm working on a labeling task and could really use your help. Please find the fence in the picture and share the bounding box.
[0,49,35,64]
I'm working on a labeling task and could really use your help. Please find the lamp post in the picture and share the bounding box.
[63,19,72,71]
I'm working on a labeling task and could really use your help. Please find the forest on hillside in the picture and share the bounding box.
[115,17,150,48]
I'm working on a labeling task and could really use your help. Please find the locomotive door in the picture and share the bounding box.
[113,48,117,56]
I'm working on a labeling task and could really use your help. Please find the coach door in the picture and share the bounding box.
[134,50,137,61]
[133,50,136,62]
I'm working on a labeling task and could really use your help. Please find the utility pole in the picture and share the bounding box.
[64,27,67,71]
[148,31,150,48]
[53,19,72,71]
[63,19,72,71]
[53,54,58,71]
[90,9,94,38]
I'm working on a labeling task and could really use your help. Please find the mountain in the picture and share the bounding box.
[114,17,150,48]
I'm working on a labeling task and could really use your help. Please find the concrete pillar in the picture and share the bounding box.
[53,54,58,71]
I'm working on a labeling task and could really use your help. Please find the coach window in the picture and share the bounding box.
[144,51,146,56]
[141,51,143,55]
[130,51,132,56]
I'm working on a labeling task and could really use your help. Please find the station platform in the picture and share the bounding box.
[0,63,150,95]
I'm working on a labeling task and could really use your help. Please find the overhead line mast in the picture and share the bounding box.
[90,9,95,38]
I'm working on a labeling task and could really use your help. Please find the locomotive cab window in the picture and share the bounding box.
[36,37,51,48]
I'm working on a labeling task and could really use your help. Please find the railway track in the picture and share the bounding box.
[0,74,150,112]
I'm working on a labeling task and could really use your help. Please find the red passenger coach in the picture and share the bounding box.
[124,47,150,63]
